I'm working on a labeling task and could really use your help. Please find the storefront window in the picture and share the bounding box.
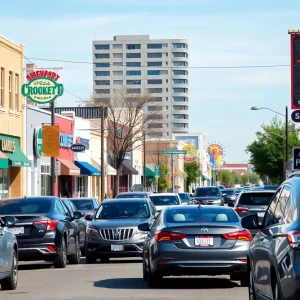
[41,165,51,196]
[0,169,9,199]
[76,177,86,197]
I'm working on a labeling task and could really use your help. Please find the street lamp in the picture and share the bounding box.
[251,105,288,180]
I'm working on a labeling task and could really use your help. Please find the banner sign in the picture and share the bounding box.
[207,144,223,166]
[291,34,300,109]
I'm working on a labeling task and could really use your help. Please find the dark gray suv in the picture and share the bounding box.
[241,177,300,300]
[85,198,157,263]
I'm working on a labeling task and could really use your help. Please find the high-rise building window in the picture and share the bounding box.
[173,105,188,110]
[147,70,168,75]
[8,72,13,110]
[96,63,110,67]
[95,44,110,50]
[113,71,123,76]
[126,70,141,76]
[0,68,3,107]
[113,80,123,85]
[149,97,162,102]
[173,114,188,119]
[173,43,187,48]
[113,62,123,66]
[172,123,188,129]
[148,88,162,93]
[113,53,123,59]
[147,44,163,49]
[94,80,110,85]
[95,71,110,76]
[147,61,162,66]
[41,165,51,196]
[148,106,162,111]
[126,44,141,50]
[95,53,110,59]
[15,74,19,112]
[173,61,188,67]
[126,53,141,58]
[113,44,122,49]
[173,79,188,84]
[147,79,162,84]
[126,80,141,85]
[127,88,141,94]
[173,97,187,102]
[173,88,188,93]
[173,52,188,58]
[95,89,110,94]
[173,70,188,75]
[147,53,162,58]
[126,62,141,67]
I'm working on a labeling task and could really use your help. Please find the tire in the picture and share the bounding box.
[0,249,18,290]
[249,270,256,300]
[99,256,110,263]
[147,258,162,288]
[69,237,81,264]
[85,248,97,264]
[53,238,67,268]
[143,260,148,281]
[240,273,249,287]
[81,247,86,257]
[273,281,281,300]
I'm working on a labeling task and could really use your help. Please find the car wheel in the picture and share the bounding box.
[86,251,97,264]
[81,247,86,257]
[0,249,18,290]
[273,281,281,300]
[240,273,249,287]
[143,260,148,281]
[69,237,80,264]
[147,258,162,288]
[99,256,110,263]
[53,238,67,268]
[248,270,256,300]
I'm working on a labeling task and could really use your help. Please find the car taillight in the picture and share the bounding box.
[234,207,249,213]
[155,231,187,242]
[34,219,58,231]
[222,230,251,241]
[287,231,300,249]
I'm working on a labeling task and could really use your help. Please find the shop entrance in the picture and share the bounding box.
[59,176,73,198]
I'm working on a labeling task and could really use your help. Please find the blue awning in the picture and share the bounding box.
[74,161,101,176]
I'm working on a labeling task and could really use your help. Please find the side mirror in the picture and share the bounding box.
[85,214,93,221]
[138,223,150,232]
[241,214,260,230]
[222,193,226,197]
[73,211,83,219]
[2,216,16,227]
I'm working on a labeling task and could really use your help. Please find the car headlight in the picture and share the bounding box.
[135,229,148,236]
[86,227,99,235]
[213,199,221,203]
[231,196,236,200]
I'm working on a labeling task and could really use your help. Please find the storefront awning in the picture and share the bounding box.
[4,147,31,167]
[91,158,117,176]
[145,167,155,177]
[57,159,80,176]
[201,174,210,181]
[75,161,100,176]
[0,151,9,169]
[122,160,139,175]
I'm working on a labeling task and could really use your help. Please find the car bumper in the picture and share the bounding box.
[155,260,248,276]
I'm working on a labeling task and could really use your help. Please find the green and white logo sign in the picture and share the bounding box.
[34,127,43,158]
[22,71,64,104]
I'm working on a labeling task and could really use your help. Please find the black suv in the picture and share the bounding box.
[241,177,300,300]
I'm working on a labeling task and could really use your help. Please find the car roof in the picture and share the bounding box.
[0,196,57,201]
[149,193,178,196]
[118,192,150,195]
[241,190,275,194]
[69,198,96,200]
[166,205,232,211]
[196,186,218,189]
[102,198,148,203]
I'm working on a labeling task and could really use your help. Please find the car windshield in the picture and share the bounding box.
[224,190,235,196]
[95,202,150,219]
[166,208,238,223]
[150,195,180,206]
[238,193,274,206]
[71,199,94,210]
[178,193,190,203]
[0,199,51,214]
[116,194,146,198]
[218,186,225,191]
[195,188,220,197]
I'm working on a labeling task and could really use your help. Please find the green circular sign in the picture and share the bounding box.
[34,127,43,158]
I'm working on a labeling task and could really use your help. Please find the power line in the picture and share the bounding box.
[24,56,292,69]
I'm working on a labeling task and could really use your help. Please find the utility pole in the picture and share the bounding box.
[157,149,160,193]
[285,105,289,180]
[100,106,105,201]
[143,131,146,192]
[171,153,174,192]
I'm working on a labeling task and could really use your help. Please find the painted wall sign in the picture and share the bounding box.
[60,133,74,148]
[21,70,64,104]
[0,139,15,153]
[291,110,300,122]
[70,143,86,152]
[34,127,43,158]
[75,137,90,149]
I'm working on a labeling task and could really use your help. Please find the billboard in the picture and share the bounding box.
[174,135,198,162]
[291,34,300,109]
[207,144,223,166]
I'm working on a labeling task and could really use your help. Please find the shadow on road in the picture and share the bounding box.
[83,258,142,264]
[94,277,238,290]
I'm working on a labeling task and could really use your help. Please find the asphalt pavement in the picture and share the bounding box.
[1,258,248,300]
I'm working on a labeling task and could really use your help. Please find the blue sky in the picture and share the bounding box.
[0,0,299,162]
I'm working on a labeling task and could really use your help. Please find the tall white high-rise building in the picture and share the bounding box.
[92,35,189,138]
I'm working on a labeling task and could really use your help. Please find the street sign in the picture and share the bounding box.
[70,143,86,152]
[293,147,300,170]
[291,110,300,122]
[154,165,160,178]
[163,150,187,155]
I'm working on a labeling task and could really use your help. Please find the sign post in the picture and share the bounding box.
[154,165,160,178]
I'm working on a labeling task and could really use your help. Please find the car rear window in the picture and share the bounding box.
[0,199,51,214]
[223,190,235,195]
[238,193,274,206]
[71,199,93,210]
[149,195,180,206]
[195,188,220,197]
[178,193,190,203]
[116,194,146,198]
[166,208,238,223]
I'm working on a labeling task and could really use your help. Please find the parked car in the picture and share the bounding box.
[69,198,99,216]
[61,198,87,256]
[222,188,237,204]
[139,205,251,287]
[232,190,275,234]
[177,192,191,205]
[84,198,158,263]
[218,185,226,191]
[0,216,18,290]
[149,193,182,212]
[0,196,82,268]
[194,187,224,206]
[241,177,300,300]
[116,192,151,199]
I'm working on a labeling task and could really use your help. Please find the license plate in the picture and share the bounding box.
[195,236,213,246]
[257,212,265,217]
[111,244,124,252]
[10,227,24,235]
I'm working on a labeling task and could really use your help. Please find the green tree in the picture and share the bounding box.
[246,117,300,184]
[158,164,170,192]
[184,161,200,191]
[218,170,232,185]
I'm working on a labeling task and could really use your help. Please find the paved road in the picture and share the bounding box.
[1,258,248,300]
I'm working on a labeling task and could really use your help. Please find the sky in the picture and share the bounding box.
[0,0,299,162]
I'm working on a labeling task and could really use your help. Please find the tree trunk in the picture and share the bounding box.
[113,167,121,197]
